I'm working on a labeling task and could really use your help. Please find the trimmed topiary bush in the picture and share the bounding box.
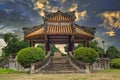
[17,47,45,68]
[73,47,98,63]
[110,58,120,69]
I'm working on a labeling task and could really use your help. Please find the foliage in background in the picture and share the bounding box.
[3,33,14,44]
[50,44,61,56]
[64,44,83,53]
[64,40,103,55]
[64,44,68,52]
[89,40,104,55]
[110,58,120,69]
[17,47,45,68]
[75,43,83,49]
[2,33,29,58]
[106,46,120,59]
[36,44,62,56]
[73,47,98,63]
[36,44,45,50]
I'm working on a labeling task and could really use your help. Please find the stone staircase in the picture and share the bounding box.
[36,56,79,73]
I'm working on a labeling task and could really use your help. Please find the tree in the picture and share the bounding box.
[2,33,29,57]
[17,47,45,68]
[89,40,104,55]
[3,33,14,44]
[106,46,120,59]
[75,43,83,50]
[36,44,45,50]
[50,44,61,56]
[64,44,68,52]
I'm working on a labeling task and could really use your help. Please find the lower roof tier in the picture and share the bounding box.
[24,24,95,39]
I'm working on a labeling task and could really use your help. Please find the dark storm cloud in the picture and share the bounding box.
[0,0,120,49]
[0,0,43,37]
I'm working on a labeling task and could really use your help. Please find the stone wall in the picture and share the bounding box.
[9,58,30,72]
[90,58,110,72]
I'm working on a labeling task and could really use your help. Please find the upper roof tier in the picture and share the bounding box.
[23,11,96,39]
[44,10,76,22]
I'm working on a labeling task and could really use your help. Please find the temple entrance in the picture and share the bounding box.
[23,11,95,54]
[45,35,74,54]
[23,11,96,73]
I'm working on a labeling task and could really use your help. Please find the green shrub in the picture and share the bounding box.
[110,58,120,69]
[73,47,98,63]
[17,47,45,68]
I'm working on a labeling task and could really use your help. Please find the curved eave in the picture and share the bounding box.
[25,27,44,39]
[75,27,94,38]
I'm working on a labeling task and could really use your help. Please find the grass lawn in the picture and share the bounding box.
[0,69,120,80]
[0,68,20,74]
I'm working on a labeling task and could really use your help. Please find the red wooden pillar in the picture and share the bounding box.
[83,41,86,47]
[68,35,74,52]
[29,39,32,47]
[83,41,89,47]
[68,36,71,52]
[71,36,74,52]
[86,41,89,47]
[45,36,50,54]
[32,41,35,47]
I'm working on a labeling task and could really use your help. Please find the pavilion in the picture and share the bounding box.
[23,10,96,53]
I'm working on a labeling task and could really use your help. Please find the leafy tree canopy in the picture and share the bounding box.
[89,40,104,54]
[50,44,61,55]
[36,44,45,50]
[2,33,29,57]
[106,46,120,59]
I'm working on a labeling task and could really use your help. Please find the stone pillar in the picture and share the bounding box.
[107,61,110,69]
[85,63,90,74]
[104,61,107,69]
[9,58,17,70]
[30,63,35,74]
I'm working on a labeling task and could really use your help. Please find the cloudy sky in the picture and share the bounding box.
[0,0,120,52]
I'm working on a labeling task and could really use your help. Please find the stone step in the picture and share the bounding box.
[36,56,79,73]
[37,70,80,74]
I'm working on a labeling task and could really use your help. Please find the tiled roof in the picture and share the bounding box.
[25,26,44,39]
[23,11,95,39]
[75,24,96,35]
[46,25,73,35]
[75,27,94,37]
[24,24,94,39]
[45,10,76,20]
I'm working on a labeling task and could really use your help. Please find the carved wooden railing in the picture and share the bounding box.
[68,52,87,73]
